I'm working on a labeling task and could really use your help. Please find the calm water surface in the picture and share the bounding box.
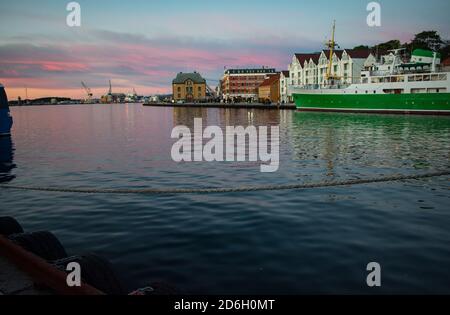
[1,104,450,294]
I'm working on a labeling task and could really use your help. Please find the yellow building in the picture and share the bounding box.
[172,72,207,102]
[258,73,280,104]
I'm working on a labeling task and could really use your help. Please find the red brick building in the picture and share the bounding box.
[221,68,277,102]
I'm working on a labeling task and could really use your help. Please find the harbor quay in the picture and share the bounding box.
[143,102,296,110]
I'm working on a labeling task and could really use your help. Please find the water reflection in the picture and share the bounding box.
[172,107,281,128]
[0,136,16,183]
[3,105,450,294]
[291,112,450,175]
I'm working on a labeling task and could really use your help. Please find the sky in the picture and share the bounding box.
[1,0,449,99]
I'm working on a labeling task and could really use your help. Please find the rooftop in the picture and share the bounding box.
[412,49,441,59]
[259,73,280,87]
[224,68,276,75]
[295,53,321,65]
[345,49,372,59]
[173,72,206,84]
[323,50,344,59]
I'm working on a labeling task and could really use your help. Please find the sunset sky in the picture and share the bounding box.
[1,0,449,99]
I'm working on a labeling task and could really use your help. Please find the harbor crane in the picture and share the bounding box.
[81,81,93,103]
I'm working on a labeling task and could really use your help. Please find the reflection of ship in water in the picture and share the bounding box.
[0,136,16,183]
[292,112,450,173]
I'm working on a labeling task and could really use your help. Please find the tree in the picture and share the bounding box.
[374,39,401,51]
[439,42,450,60]
[353,45,369,51]
[410,31,443,51]
[372,40,401,55]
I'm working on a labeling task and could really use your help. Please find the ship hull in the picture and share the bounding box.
[0,86,13,136]
[293,92,450,115]
[0,108,13,136]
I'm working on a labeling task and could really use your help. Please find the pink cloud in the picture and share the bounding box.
[0,31,293,99]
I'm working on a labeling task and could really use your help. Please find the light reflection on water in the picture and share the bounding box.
[1,104,450,294]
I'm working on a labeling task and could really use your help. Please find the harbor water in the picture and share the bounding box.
[1,103,450,294]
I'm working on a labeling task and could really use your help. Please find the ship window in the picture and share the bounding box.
[365,91,368,94]
[373,91,376,94]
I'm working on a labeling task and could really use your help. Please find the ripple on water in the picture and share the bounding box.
[1,105,450,294]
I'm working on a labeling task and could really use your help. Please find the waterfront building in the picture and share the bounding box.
[287,50,375,99]
[279,71,290,103]
[258,73,280,104]
[172,72,207,102]
[221,68,277,102]
[288,53,321,101]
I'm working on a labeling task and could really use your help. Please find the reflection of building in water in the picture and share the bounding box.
[173,107,208,128]
[173,107,282,129]
[220,109,281,128]
[0,136,16,183]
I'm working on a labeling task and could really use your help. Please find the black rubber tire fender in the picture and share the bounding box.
[53,253,126,295]
[8,231,68,261]
[0,216,24,236]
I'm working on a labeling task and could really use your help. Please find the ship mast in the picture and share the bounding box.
[326,20,339,81]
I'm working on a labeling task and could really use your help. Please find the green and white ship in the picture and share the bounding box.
[292,23,450,115]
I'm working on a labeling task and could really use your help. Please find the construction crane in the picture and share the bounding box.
[81,81,93,103]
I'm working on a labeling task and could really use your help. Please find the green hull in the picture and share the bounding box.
[293,92,450,114]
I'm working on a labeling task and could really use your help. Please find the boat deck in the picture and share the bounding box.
[0,255,52,295]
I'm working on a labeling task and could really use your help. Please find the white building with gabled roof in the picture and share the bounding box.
[287,49,376,97]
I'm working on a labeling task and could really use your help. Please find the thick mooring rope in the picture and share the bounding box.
[0,171,449,195]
